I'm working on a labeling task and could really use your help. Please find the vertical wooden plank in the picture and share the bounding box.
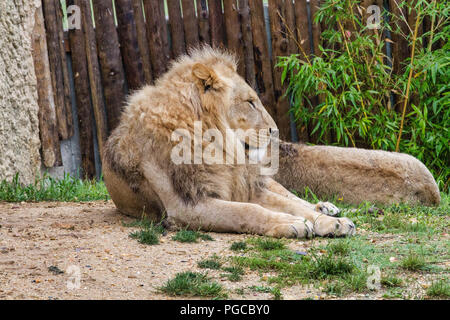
[239,0,256,88]
[167,0,186,57]
[32,3,62,168]
[294,0,311,60]
[143,0,170,78]
[196,0,210,45]
[310,0,321,57]
[268,0,291,140]
[42,0,70,140]
[223,0,245,77]
[67,0,95,178]
[55,0,75,138]
[208,0,226,47]
[79,0,109,154]
[293,0,311,142]
[389,0,410,112]
[116,0,146,90]
[93,0,127,131]
[248,0,276,119]
[182,0,200,48]
[159,0,172,59]
[132,0,153,83]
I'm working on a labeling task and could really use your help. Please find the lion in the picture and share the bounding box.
[275,143,441,207]
[103,47,355,238]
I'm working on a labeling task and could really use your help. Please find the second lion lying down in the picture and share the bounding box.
[103,47,355,238]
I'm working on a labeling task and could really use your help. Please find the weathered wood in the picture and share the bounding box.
[115,0,146,90]
[42,0,70,140]
[293,0,311,142]
[182,0,200,48]
[239,0,256,88]
[309,0,321,57]
[248,0,276,119]
[143,0,170,78]
[223,0,245,77]
[167,0,186,57]
[68,0,95,178]
[389,0,410,112]
[32,4,62,168]
[132,0,153,83]
[55,0,74,138]
[158,0,172,60]
[196,0,210,45]
[294,0,311,59]
[79,0,109,154]
[92,0,127,131]
[208,0,226,47]
[268,0,291,140]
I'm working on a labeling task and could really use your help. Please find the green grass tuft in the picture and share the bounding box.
[426,279,450,298]
[251,237,286,251]
[198,255,222,270]
[400,252,427,271]
[221,266,245,282]
[0,173,109,202]
[230,241,247,251]
[172,230,214,243]
[159,271,225,298]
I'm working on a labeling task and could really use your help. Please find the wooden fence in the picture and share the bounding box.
[33,0,430,179]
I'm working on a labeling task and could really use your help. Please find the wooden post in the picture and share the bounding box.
[55,1,74,138]
[68,0,95,179]
[223,0,245,77]
[239,0,256,88]
[293,0,311,142]
[92,0,127,131]
[310,0,321,57]
[248,0,276,120]
[132,0,153,83]
[79,0,109,154]
[143,0,170,78]
[182,0,199,48]
[32,4,62,168]
[294,0,312,59]
[167,0,186,57]
[115,0,146,90]
[42,0,70,140]
[196,0,210,45]
[268,0,291,140]
[208,0,226,47]
[389,0,410,112]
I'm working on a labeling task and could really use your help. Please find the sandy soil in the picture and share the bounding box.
[0,201,326,300]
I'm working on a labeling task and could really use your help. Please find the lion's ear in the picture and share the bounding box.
[192,63,222,91]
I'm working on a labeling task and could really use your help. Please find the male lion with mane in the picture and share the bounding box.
[103,47,355,238]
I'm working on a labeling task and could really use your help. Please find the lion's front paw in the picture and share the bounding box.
[313,216,355,237]
[315,202,340,217]
[266,218,314,239]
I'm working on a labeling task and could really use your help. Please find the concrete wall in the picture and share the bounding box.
[0,0,42,184]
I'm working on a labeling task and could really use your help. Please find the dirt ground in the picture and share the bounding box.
[0,201,325,300]
[0,201,446,300]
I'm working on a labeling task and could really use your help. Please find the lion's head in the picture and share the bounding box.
[154,46,278,151]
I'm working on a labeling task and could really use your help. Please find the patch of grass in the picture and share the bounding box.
[198,255,222,270]
[327,240,351,256]
[172,230,214,243]
[159,271,225,298]
[230,241,247,251]
[249,285,273,293]
[308,253,354,279]
[128,220,165,245]
[400,252,427,271]
[0,173,109,202]
[251,237,286,251]
[381,275,403,288]
[426,279,450,298]
[221,266,244,282]
[271,287,283,300]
